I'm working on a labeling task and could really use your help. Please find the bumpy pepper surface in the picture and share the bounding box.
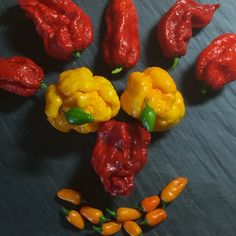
[103,0,140,71]
[0,56,44,96]
[92,120,151,196]
[120,67,185,132]
[157,0,220,60]
[18,0,93,61]
[45,67,120,134]
[195,33,236,90]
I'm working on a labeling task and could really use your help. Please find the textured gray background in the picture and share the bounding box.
[0,0,236,235]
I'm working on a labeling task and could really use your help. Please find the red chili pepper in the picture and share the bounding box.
[18,0,93,61]
[92,120,151,196]
[195,33,236,91]
[103,0,140,73]
[0,56,44,96]
[157,0,220,66]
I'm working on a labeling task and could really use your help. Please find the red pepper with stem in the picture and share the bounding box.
[92,120,151,196]
[195,33,236,91]
[103,0,140,74]
[0,56,44,96]
[18,0,93,61]
[157,0,220,68]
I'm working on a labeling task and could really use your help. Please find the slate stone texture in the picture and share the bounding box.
[0,0,235,236]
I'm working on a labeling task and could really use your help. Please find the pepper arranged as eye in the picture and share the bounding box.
[120,67,185,132]
[45,67,120,134]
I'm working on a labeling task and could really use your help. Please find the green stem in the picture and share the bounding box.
[139,219,148,226]
[93,226,102,235]
[160,200,169,210]
[111,66,123,74]
[172,57,179,69]
[99,215,109,224]
[106,208,117,218]
[65,107,94,125]
[201,85,207,95]
[61,207,70,216]
[40,81,47,90]
[140,102,156,132]
[73,51,81,58]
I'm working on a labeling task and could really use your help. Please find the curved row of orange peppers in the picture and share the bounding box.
[56,177,188,235]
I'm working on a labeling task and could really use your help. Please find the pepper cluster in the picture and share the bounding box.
[56,177,188,235]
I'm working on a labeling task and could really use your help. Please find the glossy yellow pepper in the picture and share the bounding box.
[120,67,185,131]
[45,67,120,133]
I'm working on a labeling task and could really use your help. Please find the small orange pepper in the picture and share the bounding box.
[107,207,142,222]
[123,221,143,236]
[80,206,109,224]
[57,188,83,205]
[160,177,188,208]
[140,208,167,227]
[62,208,85,230]
[139,195,160,212]
[93,221,122,235]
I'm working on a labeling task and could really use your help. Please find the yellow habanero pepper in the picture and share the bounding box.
[120,67,185,132]
[45,67,120,134]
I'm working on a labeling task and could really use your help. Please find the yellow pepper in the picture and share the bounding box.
[45,67,120,133]
[120,67,185,131]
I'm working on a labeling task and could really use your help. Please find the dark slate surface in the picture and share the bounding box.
[0,0,236,235]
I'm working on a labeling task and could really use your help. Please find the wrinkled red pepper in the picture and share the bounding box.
[103,0,140,73]
[0,56,44,96]
[195,33,236,91]
[157,0,220,63]
[18,0,93,61]
[92,120,151,196]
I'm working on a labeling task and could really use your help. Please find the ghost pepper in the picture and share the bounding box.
[103,0,140,73]
[195,33,236,91]
[0,56,44,96]
[18,0,93,61]
[157,0,220,67]
[45,67,120,134]
[120,67,185,132]
[92,120,151,196]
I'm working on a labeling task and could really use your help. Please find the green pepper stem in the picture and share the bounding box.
[201,85,207,95]
[139,219,148,226]
[172,57,179,69]
[61,207,70,216]
[111,66,123,74]
[106,208,117,218]
[65,107,94,125]
[99,215,109,224]
[40,81,47,90]
[160,200,169,210]
[140,102,156,132]
[73,51,81,58]
[93,226,102,234]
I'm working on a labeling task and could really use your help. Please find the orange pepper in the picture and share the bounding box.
[57,188,83,205]
[123,221,143,236]
[93,221,122,235]
[80,206,109,224]
[107,207,142,222]
[139,195,160,212]
[140,209,167,227]
[160,177,188,208]
[62,208,85,230]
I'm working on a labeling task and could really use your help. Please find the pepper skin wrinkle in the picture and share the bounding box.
[45,67,120,134]
[103,0,140,69]
[195,33,236,90]
[92,120,151,196]
[120,67,185,132]
[18,0,93,60]
[0,56,44,96]
[157,0,220,59]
